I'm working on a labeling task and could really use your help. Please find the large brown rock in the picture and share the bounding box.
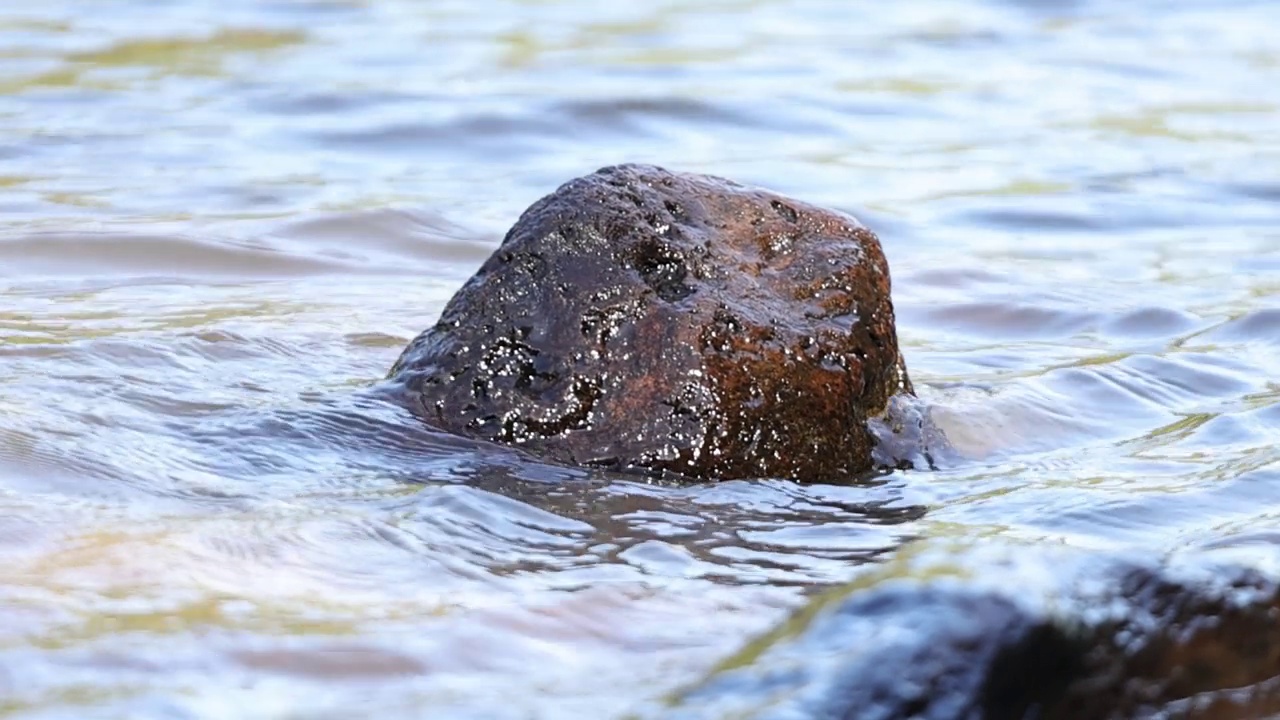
[388,164,921,481]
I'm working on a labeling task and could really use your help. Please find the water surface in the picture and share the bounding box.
[2,1,1279,717]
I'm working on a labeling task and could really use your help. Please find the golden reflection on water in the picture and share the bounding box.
[0,28,306,94]
[68,29,307,70]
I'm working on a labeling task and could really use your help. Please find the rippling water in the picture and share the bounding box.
[2,1,1279,717]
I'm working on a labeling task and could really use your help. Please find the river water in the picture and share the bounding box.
[1,1,1278,718]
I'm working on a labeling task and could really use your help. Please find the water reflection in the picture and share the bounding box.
[1,0,1279,716]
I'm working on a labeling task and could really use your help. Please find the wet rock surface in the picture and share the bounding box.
[666,546,1280,720]
[388,164,925,482]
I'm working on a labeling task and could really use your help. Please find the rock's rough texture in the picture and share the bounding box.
[666,546,1280,720]
[389,164,920,481]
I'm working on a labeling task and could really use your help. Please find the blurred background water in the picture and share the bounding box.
[1,1,1279,717]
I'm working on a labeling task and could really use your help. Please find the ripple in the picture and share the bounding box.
[268,209,496,266]
[918,301,1102,339]
[1201,308,1280,345]
[309,115,570,156]
[0,231,350,279]
[1100,353,1257,407]
[1225,179,1280,203]
[1099,306,1204,339]
[3,0,1280,716]
[550,97,796,131]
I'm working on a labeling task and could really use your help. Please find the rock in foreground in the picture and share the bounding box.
[666,545,1280,720]
[389,164,922,481]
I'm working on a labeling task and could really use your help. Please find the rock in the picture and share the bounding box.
[388,164,926,481]
[664,545,1280,720]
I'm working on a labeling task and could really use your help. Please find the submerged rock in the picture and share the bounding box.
[666,545,1280,720]
[389,164,927,482]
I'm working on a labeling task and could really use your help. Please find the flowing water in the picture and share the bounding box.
[2,1,1279,717]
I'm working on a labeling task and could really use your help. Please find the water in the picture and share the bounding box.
[1,1,1279,717]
